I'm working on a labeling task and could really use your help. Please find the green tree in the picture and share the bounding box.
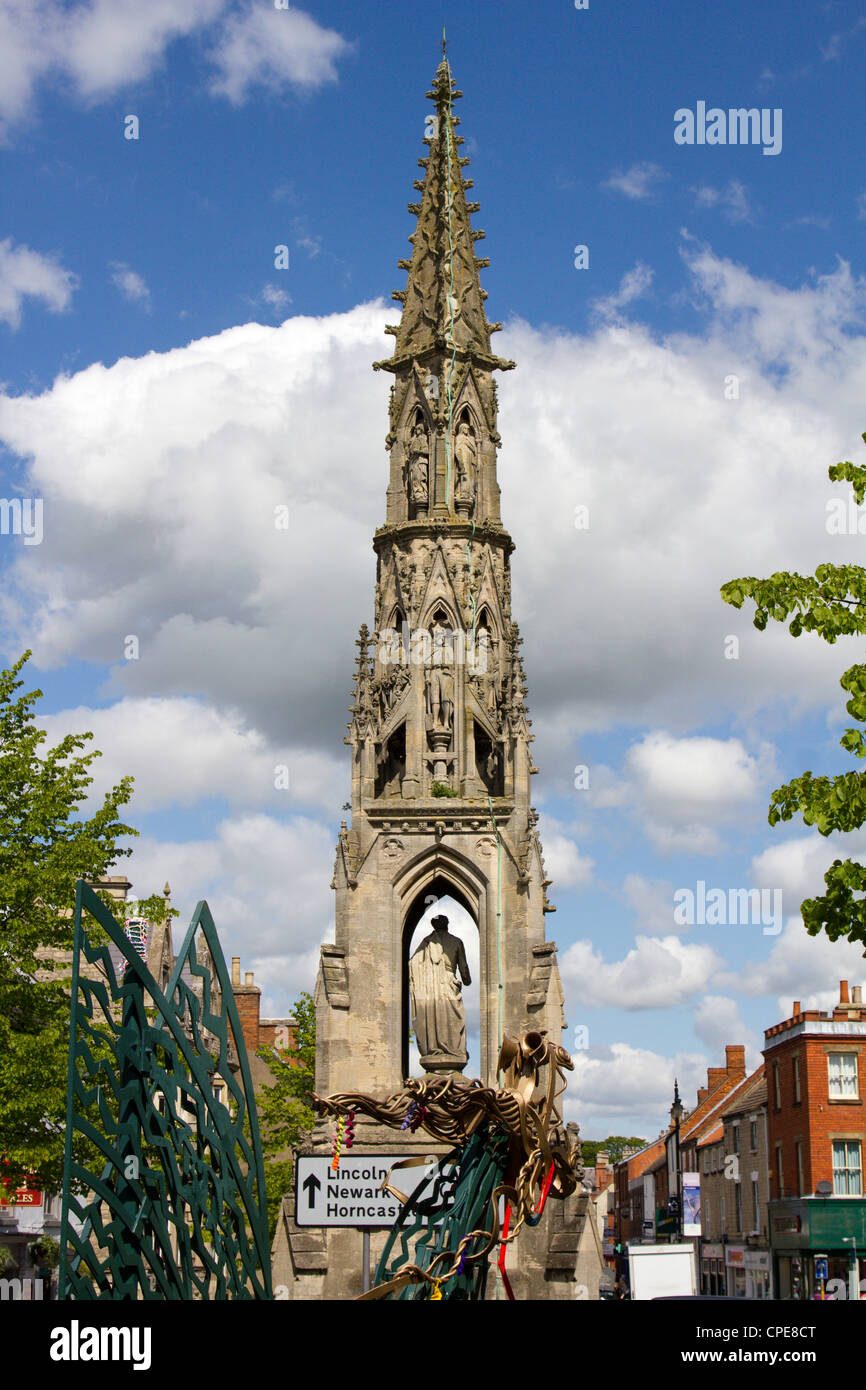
[0,652,136,1191]
[255,991,316,1237]
[722,432,866,953]
[580,1136,648,1167]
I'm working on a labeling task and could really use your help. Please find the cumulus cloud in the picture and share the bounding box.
[38,695,347,815]
[603,162,668,200]
[621,731,775,854]
[692,994,762,1067]
[207,3,352,104]
[538,815,594,888]
[717,916,866,1014]
[564,1042,710,1135]
[559,934,723,1009]
[2,249,866,812]
[0,238,77,328]
[123,812,336,1006]
[0,0,350,132]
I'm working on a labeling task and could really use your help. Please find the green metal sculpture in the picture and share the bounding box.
[59,880,272,1300]
[315,1032,581,1300]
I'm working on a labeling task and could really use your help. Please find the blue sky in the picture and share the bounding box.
[1,0,866,1139]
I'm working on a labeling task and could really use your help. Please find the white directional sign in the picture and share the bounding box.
[295,1153,437,1228]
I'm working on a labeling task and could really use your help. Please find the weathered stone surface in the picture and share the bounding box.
[300,52,589,1301]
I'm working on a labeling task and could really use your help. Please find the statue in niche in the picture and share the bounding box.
[454,420,477,513]
[425,616,454,730]
[407,421,430,514]
[408,913,470,1065]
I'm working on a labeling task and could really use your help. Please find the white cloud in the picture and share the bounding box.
[717,916,866,1011]
[110,262,151,308]
[622,872,681,934]
[692,994,761,1067]
[38,695,347,815]
[751,829,866,907]
[0,0,350,132]
[538,815,594,888]
[593,262,654,322]
[612,731,775,855]
[207,3,352,104]
[603,162,668,200]
[124,811,335,1007]
[260,282,291,314]
[559,934,723,1009]
[694,180,755,225]
[564,1042,710,1136]
[2,250,866,797]
[0,238,77,328]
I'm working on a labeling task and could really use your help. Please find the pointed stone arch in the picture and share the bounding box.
[392,844,496,1080]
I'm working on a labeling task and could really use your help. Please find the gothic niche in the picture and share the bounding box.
[470,612,501,721]
[406,410,430,519]
[425,606,456,788]
[453,408,478,518]
[474,722,503,796]
[375,721,406,798]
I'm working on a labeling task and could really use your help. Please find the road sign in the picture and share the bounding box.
[814,1255,829,1282]
[295,1153,438,1228]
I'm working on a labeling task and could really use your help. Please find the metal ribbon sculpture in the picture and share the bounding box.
[314,1030,581,1299]
[59,880,272,1300]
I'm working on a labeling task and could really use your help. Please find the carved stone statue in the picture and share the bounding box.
[407,422,430,513]
[408,913,470,1066]
[454,420,477,509]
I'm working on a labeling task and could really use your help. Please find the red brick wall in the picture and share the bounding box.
[766,1025,865,1198]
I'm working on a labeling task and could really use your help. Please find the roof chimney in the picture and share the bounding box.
[231,956,241,987]
[707,1067,726,1091]
[840,980,850,1004]
[245,971,254,986]
[726,1045,746,1076]
[793,1001,801,1016]
[853,986,863,1005]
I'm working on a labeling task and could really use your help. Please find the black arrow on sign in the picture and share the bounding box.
[302,1173,321,1209]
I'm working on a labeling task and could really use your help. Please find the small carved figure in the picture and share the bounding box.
[454,420,477,505]
[407,422,430,511]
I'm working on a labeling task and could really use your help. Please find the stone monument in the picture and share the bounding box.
[276,51,589,1301]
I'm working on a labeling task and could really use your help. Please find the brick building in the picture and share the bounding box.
[229,955,297,1093]
[698,1068,772,1298]
[765,980,866,1300]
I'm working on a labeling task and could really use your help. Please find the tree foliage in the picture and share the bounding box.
[580,1135,647,1166]
[0,652,137,1190]
[721,433,866,952]
[255,991,316,1237]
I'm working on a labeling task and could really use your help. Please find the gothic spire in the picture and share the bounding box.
[374,53,514,375]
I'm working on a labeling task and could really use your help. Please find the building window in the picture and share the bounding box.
[775,1143,784,1199]
[732,1124,740,1155]
[793,1055,801,1104]
[750,1119,758,1151]
[752,1178,759,1232]
[795,1140,804,1196]
[828,1053,859,1100]
[832,1141,862,1195]
[720,1195,726,1235]
[773,1060,781,1110]
[734,1182,742,1233]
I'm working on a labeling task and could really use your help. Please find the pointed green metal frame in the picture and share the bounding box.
[59,880,272,1300]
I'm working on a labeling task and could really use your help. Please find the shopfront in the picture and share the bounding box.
[700,1241,725,1295]
[770,1197,866,1300]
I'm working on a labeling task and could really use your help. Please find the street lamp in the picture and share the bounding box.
[669,1080,684,1241]
[842,1236,860,1301]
